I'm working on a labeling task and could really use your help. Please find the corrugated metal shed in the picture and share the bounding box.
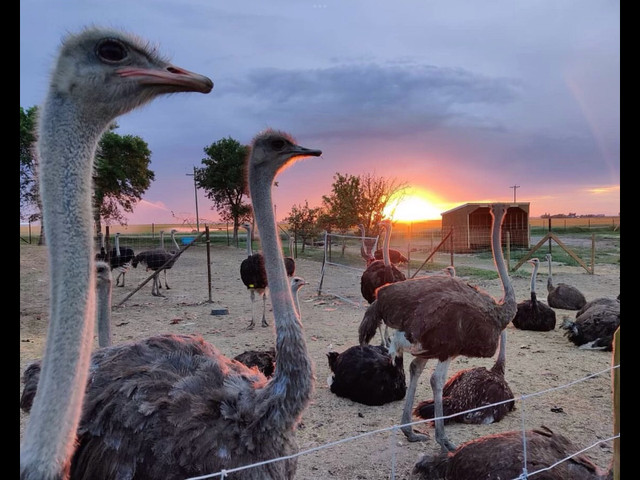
[441,203,530,253]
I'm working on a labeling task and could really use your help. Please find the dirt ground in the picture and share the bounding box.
[19,241,619,479]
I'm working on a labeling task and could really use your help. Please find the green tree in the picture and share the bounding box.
[195,136,251,245]
[20,106,40,222]
[284,201,322,253]
[92,125,155,234]
[358,172,408,237]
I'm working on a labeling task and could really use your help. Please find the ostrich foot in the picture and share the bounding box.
[437,437,457,453]
[261,319,270,327]
[246,321,255,330]
[401,426,429,442]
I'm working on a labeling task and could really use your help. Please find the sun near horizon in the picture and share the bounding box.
[384,189,447,222]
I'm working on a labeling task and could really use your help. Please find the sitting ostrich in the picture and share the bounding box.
[25,129,321,479]
[546,253,587,310]
[359,204,517,452]
[410,425,611,480]
[561,297,620,351]
[326,343,406,406]
[512,257,557,331]
[19,26,212,479]
[233,276,307,377]
[413,328,514,426]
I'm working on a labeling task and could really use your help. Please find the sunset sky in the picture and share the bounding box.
[20,1,620,225]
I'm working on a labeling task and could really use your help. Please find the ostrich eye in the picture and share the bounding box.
[271,139,286,150]
[96,39,128,63]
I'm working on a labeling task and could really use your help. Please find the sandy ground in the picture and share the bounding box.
[19,241,619,479]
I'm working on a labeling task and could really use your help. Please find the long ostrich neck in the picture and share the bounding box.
[115,234,121,256]
[492,329,507,375]
[171,231,180,250]
[250,174,312,427]
[382,223,391,266]
[491,207,516,328]
[530,262,538,295]
[22,96,102,473]
[245,226,253,256]
[97,269,113,348]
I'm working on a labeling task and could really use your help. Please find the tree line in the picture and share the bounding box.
[20,106,407,245]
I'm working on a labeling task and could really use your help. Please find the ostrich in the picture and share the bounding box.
[326,343,406,406]
[358,223,377,264]
[19,26,212,479]
[561,297,620,351]
[284,234,296,277]
[373,246,409,264]
[95,232,107,261]
[26,130,320,479]
[20,260,114,413]
[412,329,514,425]
[546,253,587,310]
[359,203,517,452]
[410,425,611,480]
[361,219,407,345]
[512,257,557,331]
[361,220,406,305]
[131,247,178,296]
[240,222,270,328]
[110,232,135,287]
[234,276,307,377]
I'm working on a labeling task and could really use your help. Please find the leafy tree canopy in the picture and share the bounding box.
[20,106,40,222]
[284,200,322,253]
[92,124,155,233]
[195,136,251,244]
[321,172,408,235]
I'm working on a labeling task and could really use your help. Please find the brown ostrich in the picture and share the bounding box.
[361,220,407,305]
[359,203,516,452]
[546,253,587,310]
[410,425,611,480]
[512,257,557,331]
[413,328,514,426]
[358,223,378,265]
[233,276,308,377]
[19,26,212,480]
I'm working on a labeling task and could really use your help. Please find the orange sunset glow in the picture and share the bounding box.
[384,189,447,222]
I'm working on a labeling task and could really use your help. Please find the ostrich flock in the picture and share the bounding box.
[19,26,618,480]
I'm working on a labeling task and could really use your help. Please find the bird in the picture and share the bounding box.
[326,343,406,406]
[25,129,320,480]
[234,276,307,378]
[512,257,557,331]
[360,219,407,345]
[359,203,517,452]
[410,425,611,480]
[358,223,377,265]
[94,232,107,261]
[412,328,514,425]
[360,220,406,305]
[240,222,270,328]
[131,246,178,296]
[20,260,114,414]
[373,247,409,264]
[560,298,620,351]
[546,253,587,310]
[19,26,212,480]
[284,234,296,277]
[110,232,135,287]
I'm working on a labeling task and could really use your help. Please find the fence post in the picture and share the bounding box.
[206,225,212,302]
